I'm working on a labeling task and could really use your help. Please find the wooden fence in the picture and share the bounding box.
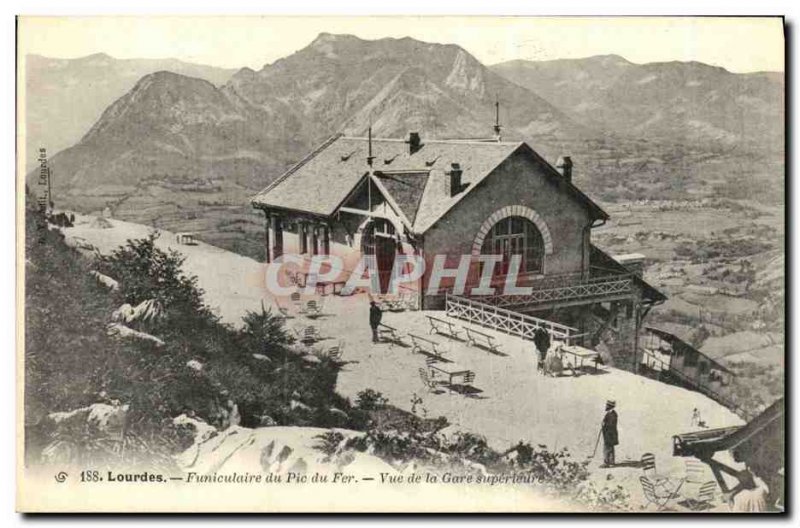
[445,294,582,345]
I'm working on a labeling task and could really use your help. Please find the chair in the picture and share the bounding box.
[641,452,671,488]
[640,475,683,511]
[301,299,323,318]
[679,481,718,511]
[419,368,445,393]
[285,269,300,286]
[326,341,344,361]
[295,325,321,345]
[290,291,302,308]
[684,459,707,485]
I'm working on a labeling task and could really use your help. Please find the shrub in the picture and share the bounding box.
[508,442,591,491]
[241,303,294,354]
[355,389,388,411]
[574,482,632,511]
[95,232,216,333]
[314,430,346,460]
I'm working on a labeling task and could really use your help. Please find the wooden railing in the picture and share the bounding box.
[445,294,582,345]
[474,273,634,309]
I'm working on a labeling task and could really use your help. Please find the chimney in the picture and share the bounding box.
[446,163,463,197]
[493,97,502,141]
[556,156,573,182]
[407,132,422,155]
[367,126,375,167]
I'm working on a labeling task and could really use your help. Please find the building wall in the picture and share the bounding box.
[422,149,594,307]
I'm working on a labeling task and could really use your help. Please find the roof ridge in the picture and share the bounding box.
[341,136,522,146]
[254,133,344,200]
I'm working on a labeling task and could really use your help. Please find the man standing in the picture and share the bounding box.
[369,300,382,343]
[601,400,618,468]
[533,327,550,374]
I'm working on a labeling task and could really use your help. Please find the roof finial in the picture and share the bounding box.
[493,95,502,141]
[367,123,375,167]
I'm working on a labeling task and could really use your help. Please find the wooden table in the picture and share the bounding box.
[295,271,346,296]
[560,344,601,374]
[428,362,473,391]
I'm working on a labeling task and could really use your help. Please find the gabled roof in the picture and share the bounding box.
[251,134,609,232]
[372,171,430,225]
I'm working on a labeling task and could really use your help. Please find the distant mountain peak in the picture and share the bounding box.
[308,32,366,51]
[139,69,211,84]
[75,52,115,64]
[592,54,633,65]
[82,52,113,60]
[119,70,218,101]
[311,32,357,43]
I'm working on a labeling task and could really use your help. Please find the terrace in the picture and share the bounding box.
[461,245,663,313]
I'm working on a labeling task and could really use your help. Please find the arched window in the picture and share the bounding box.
[480,216,544,276]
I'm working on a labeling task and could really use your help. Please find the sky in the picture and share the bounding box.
[19,16,785,73]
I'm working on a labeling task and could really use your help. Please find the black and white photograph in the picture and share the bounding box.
[14,14,786,514]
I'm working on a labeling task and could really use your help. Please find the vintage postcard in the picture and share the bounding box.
[16,16,785,513]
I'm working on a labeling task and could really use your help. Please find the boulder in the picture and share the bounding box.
[186,359,204,372]
[258,415,277,427]
[48,402,129,434]
[107,322,165,347]
[42,402,129,464]
[111,299,163,325]
[290,400,311,412]
[89,270,119,291]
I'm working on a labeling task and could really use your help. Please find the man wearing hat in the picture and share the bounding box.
[601,400,618,468]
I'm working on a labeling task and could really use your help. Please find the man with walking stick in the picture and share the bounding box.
[600,400,618,468]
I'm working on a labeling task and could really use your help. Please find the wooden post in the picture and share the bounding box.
[310,224,319,256]
[270,215,282,261]
[306,224,317,255]
[264,210,273,263]
[322,225,331,255]
[299,222,308,254]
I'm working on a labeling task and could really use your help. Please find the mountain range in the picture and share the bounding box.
[491,54,783,150]
[31,34,594,216]
[23,33,784,258]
